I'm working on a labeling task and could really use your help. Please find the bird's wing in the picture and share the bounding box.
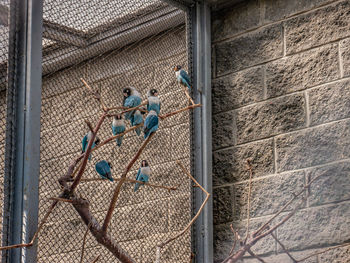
[82,135,88,152]
[180,70,191,84]
[124,95,141,108]
[116,126,126,133]
[112,125,118,135]
[135,169,141,181]
[95,163,103,175]
[144,115,159,132]
[133,114,143,125]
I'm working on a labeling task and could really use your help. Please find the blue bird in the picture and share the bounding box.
[134,160,151,192]
[81,131,100,160]
[147,89,161,115]
[131,110,143,136]
[143,110,159,139]
[95,160,114,182]
[174,65,191,91]
[123,87,142,122]
[112,114,126,147]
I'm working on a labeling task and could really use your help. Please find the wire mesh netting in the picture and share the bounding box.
[38,0,193,262]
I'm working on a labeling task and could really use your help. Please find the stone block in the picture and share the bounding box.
[212,66,264,114]
[276,119,350,172]
[266,44,339,98]
[233,171,306,221]
[212,0,260,42]
[236,94,306,144]
[213,186,234,225]
[213,139,274,185]
[264,0,334,23]
[307,161,350,206]
[213,111,236,150]
[277,202,350,250]
[340,38,350,77]
[215,23,283,76]
[319,244,350,262]
[285,1,350,54]
[308,79,350,125]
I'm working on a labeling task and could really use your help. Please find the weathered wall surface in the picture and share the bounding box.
[212,0,350,262]
[37,25,192,263]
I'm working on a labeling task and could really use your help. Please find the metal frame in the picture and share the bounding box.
[2,0,43,262]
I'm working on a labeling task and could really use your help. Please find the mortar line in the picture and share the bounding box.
[212,0,342,45]
[213,157,350,188]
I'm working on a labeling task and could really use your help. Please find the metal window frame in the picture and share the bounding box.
[1,0,212,262]
[2,0,43,262]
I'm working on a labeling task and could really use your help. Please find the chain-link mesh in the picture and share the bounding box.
[38,1,193,262]
[0,0,10,255]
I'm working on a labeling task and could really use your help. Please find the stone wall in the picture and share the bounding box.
[37,25,192,263]
[211,0,350,262]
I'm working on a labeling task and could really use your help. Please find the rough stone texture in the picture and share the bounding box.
[212,66,264,114]
[307,161,350,206]
[266,44,339,98]
[285,1,350,54]
[233,171,306,221]
[264,0,335,23]
[340,37,350,77]
[319,244,350,262]
[213,139,274,186]
[277,202,350,250]
[236,94,306,144]
[211,0,260,42]
[213,186,234,225]
[308,79,350,125]
[276,119,350,172]
[215,23,283,76]
[212,111,236,151]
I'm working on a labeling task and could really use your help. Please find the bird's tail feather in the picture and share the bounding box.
[134,183,140,192]
[117,137,123,147]
[135,127,141,136]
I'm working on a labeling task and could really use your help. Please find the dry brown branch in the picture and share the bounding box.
[81,78,107,111]
[155,160,210,261]
[91,255,101,263]
[181,85,195,105]
[159,104,201,120]
[0,200,58,251]
[72,197,136,263]
[102,132,156,234]
[247,248,266,263]
[85,120,94,133]
[296,242,350,262]
[253,172,323,238]
[244,160,253,243]
[81,177,177,191]
[229,224,240,256]
[80,222,91,263]
[49,197,74,203]
[270,232,297,262]
[119,101,148,115]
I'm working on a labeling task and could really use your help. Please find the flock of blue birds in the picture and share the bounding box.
[81,65,191,192]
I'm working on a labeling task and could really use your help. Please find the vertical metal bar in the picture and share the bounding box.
[192,1,213,262]
[2,0,43,262]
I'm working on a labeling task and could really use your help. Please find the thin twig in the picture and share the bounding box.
[102,132,156,234]
[80,222,91,263]
[156,161,210,250]
[229,224,239,256]
[296,243,350,262]
[159,104,201,120]
[91,255,101,263]
[81,78,107,111]
[81,177,177,191]
[270,232,297,262]
[119,101,148,115]
[85,120,94,133]
[247,248,266,263]
[180,85,195,105]
[49,197,73,203]
[244,159,253,244]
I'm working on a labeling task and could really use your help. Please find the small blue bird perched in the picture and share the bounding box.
[123,87,142,122]
[81,131,100,160]
[147,89,161,115]
[134,160,151,192]
[112,114,126,147]
[174,65,191,91]
[143,110,159,139]
[131,110,143,136]
[95,160,114,182]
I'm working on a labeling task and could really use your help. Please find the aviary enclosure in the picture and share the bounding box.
[0,0,210,262]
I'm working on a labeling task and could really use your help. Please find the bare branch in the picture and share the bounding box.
[81,78,108,111]
[244,159,253,243]
[159,104,201,120]
[156,161,210,251]
[49,197,74,203]
[91,255,101,263]
[270,232,297,262]
[180,85,195,105]
[247,249,267,263]
[296,243,350,263]
[80,222,91,263]
[102,132,156,234]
